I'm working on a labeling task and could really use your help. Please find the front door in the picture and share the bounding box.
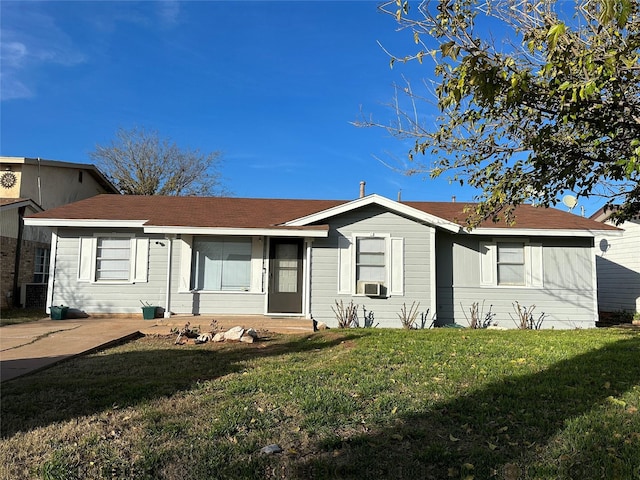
[268,239,303,314]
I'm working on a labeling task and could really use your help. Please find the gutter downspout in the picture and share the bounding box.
[12,206,26,307]
[430,228,437,325]
[37,157,43,206]
[591,238,599,325]
[164,235,173,318]
[303,238,313,319]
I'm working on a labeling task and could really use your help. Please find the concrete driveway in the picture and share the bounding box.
[0,315,313,382]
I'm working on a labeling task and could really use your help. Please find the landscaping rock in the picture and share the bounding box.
[245,328,258,339]
[225,326,245,342]
[212,332,225,342]
[260,444,283,455]
[240,334,255,344]
[195,332,212,344]
[316,321,329,330]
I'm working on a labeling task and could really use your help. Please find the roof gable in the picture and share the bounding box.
[284,194,462,232]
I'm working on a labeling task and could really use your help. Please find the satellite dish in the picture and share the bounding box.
[562,195,578,210]
[599,238,610,253]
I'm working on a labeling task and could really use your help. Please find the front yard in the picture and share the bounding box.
[1,329,639,479]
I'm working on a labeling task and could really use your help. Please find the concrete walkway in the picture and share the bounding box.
[0,315,313,382]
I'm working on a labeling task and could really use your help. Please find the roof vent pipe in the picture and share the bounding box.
[359,181,366,198]
[451,195,456,202]
[397,190,402,202]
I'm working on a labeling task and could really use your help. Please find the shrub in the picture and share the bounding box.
[510,302,546,330]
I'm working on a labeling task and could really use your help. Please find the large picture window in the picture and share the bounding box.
[191,238,251,291]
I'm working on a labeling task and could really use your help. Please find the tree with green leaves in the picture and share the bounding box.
[90,127,226,196]
[358,0,639,225]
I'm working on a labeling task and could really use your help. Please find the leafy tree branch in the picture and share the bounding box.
[356,0,639,225]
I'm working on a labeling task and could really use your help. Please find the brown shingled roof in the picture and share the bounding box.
[405,201,620,231]
[27,194,618,231]
[28,195,346,228]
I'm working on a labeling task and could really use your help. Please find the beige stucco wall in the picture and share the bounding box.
[18,163,110,209]
[0,158,116,309]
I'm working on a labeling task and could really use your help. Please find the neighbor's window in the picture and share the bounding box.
[191,238,251,291]
[356,237,386,285]
[95,237,131,281]
[34,247,50,283]
[497,242,525,285]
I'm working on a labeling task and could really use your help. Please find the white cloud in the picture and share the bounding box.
[0,6,86,102]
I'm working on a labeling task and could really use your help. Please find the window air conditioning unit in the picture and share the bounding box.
[363,282,382,297]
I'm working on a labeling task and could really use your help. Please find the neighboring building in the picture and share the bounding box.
[25,193,618,329]
[0,157,118,309]
[591,207,640,314]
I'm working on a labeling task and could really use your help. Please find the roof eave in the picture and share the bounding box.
[143,226,329,237]
[0,198,43,212]
[468,227,623,237]
[23,218,147,228]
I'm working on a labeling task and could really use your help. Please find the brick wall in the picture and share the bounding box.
[0,236,50,308]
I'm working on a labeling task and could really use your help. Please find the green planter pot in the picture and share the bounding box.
[142,306,158,320]
[50,306,69,320]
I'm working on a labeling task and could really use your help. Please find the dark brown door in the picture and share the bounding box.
[268,239,303,314]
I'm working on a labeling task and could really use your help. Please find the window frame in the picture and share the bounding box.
[355,235,387,292]
[77,234,148,284]
[34,247,50,284]
[479,239,543,289]
[95,236,132,282]
[339,233,404,297]
[496,242,526,286]
[190,237,253,292]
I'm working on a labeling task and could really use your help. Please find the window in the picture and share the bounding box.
[191,238,251,291]
[480,241,542,288]
[34,248,50,283]
[356,237,386,287]
[96,237,131,281]
[78,236,148,283]
[497,242,525,285]
[338,234,404,296]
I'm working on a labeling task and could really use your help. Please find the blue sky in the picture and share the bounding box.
[0,1,600,215]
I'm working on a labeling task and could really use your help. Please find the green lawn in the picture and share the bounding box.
[1,329,639,479]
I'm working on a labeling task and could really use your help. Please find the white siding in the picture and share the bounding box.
[437,233,597,329]
[595,219,640,312]
[310,205,435,329]
[50,228,167,313]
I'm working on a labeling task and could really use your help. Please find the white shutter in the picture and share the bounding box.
[337,236,352,294]
[251,236,264,292]
[480,242,496,286]
[527,243,543,287]
[77,237,94,282]
[389,237,404,296]
[133,238,149,283]
[179,235,193,291]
